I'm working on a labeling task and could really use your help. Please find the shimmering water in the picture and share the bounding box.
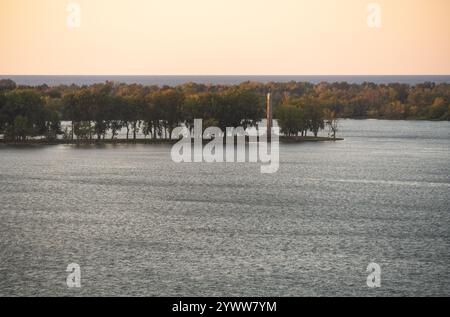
[0,120,449,297]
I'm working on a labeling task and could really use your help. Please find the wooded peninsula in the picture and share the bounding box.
[0,79,448,143]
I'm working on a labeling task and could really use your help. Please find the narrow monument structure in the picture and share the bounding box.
[266,90,273,141]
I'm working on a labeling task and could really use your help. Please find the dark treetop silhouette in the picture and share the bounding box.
[0,79,448,142]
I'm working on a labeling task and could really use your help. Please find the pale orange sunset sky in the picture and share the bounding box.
[1,0,449,75]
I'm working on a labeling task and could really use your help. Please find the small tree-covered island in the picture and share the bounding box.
[0,79,449,144]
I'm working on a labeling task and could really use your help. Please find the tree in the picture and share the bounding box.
[0,79,16,92]
[5,116,31,141]
[113,96,131,140]
[43,97,62,140]
[106,96,124,140]
[212,92,243,132]
[74,122,94,140]
[182,93,216,133]
[233,89,263,130]
[324,109,339,140]
[275,105,305,136]
[0,93,6,134]
[429,97,448,120]
[150,89,185,139]
[124,96,144,140]
[91,92,116,140]
[62,90,95,140]
[1,80,449,143]
[62,93,78,140]
[142,97,162,139]
[304,103,325,137]
[2,90,47,140]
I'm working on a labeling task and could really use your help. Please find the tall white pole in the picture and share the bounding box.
[266,91,273,140]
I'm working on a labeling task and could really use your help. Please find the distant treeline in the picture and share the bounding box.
[0,79,449,141]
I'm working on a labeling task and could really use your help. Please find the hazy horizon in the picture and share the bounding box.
[3,75,450,87]
[2,74,450,76]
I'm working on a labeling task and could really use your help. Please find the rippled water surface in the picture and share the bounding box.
[0,120,449,296]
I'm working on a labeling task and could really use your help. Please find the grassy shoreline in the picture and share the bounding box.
[279,136,344,143]
[0,136,343,146]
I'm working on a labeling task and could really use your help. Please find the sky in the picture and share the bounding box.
[0,0,449,75]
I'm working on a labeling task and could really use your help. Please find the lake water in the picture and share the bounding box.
[0,119,449,297]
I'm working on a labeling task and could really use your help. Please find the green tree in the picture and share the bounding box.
[62,90,95,139]
[74,122,94,140]
[233,89,262,130]
[43,97,62,140]
[150,89,184,139]
[429,97,448,120]
[124,96,144,140]
[304,103,325,137]
[5,116,31,141]
[2,90,47,140]
[275,105,305,136]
